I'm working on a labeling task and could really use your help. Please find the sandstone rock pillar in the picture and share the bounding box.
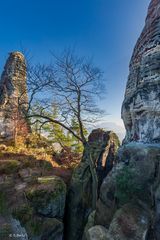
[0,52,30,144]
[122,0,160,143]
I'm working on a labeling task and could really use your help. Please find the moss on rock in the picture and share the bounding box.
[26,176,66,218]
[13,204,63,239]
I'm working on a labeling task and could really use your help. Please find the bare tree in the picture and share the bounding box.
[25,50,105,209]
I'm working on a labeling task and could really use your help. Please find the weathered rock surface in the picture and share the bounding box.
[86,225,108,240]
[87,1,160,240]
[12,176,66,239]
[82,211,96,240]
[87,203,150,240]
[122,0,160,143]
[0,216,28,240]
[95,143,160,229]
[66,129,120,240]
[0,52,30,144]
[107,203,150,240]
[95,163,123,228]
[0,152,67,240]
[26,176,66,219]
[155,184,160,239]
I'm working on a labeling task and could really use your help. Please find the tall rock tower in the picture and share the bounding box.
[122,0,160,143]
[0,52,30,144]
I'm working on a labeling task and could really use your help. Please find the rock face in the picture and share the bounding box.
[106,203,150,240]
[95,143,160,225]
[84,1,160,240]
[86,143,160,240]
[0,52,30,144]
[66,129,120,240]
[26,176,66,219]
[122,0,160,143]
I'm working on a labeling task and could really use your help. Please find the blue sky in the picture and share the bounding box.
[0,0,150,131]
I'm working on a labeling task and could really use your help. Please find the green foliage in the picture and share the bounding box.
[13,205,33,225]
[25,133,50,148]
[115,166,143,205]
[70,117,88,153]
[41,110,88,154]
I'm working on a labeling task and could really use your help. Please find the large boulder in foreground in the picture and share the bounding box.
[121,0,160,144]
[106,203,150,240]
[95,143,160,229]
[12,176,66,240]
[86,202,150,240]
[26,176,66,218]
[66,129,120,240]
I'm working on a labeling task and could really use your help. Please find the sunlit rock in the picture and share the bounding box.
[122,0,160,143]
[0,52,30,144]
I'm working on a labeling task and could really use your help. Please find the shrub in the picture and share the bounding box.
[115,166,143,205]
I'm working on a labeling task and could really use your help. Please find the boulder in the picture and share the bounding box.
[86,225,108,240]
[13,204,63,240]
[95,144,160,227]
[107,203,150,240]
[82,211,96,240]
[26,176,66,218]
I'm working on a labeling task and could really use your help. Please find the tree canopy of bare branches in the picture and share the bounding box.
[26,50,105,146]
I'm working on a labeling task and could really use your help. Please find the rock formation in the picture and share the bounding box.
[0,52,30,144]
[66,129,120,240]
[122,0,160,143]
[82,1,160,239]
[0,155,67,240]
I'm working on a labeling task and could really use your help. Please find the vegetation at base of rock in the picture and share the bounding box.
[12,204,33,225]
[12,204,64,238]
[13,205,44,235]
[115,165,143,205]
